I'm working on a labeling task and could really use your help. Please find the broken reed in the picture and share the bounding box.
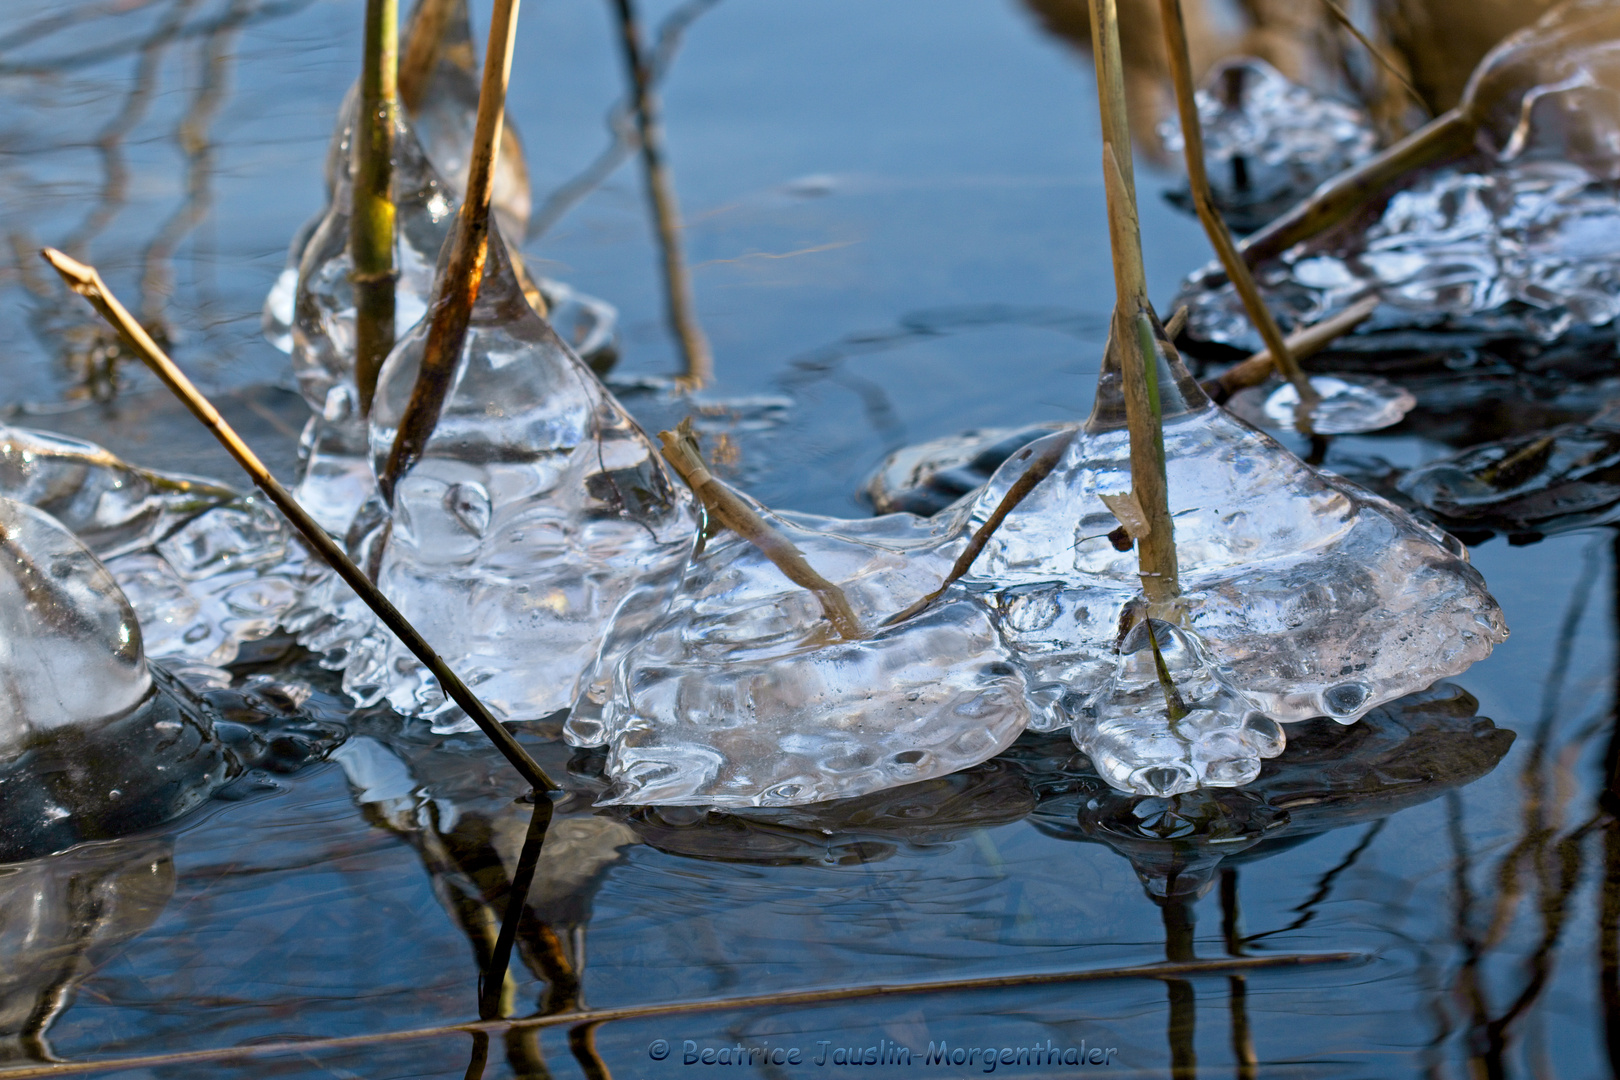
[352,0,399,417]
[1157,0,1318,432]
[380,0,521,501]
[41,248,558,795]
[1089,0,1178,604]
[611,0,713,387]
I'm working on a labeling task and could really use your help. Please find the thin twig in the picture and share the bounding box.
[611,0,713,387]
[353,0,399,417]
[659,423,860,640]
[1158,0,1317,433]
[478,796,555,1020]
[1318,0,1423,106]
[883,428,1076,628]
[1200,293,1379,404]
[0,952,1364,1079]
[380,0,521,502]
[40,247,557,794]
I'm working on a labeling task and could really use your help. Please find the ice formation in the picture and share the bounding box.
[955,337,1507,796]
[1398,400,1620,537]
[1254,374,1415,434]
[0,426,317,676]
[862,423,1064,516]
[1176,1,1620,359]
[0,496,237,860]
[309,231,696,728]
[1159,57,1379,231]
[566,503,1028,807]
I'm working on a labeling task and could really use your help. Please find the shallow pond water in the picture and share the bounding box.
[0,1,1616,1078]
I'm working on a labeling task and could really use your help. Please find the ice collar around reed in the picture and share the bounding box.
[1157,57,1378,232]
[1176,1,1620,357]
[0,426,317,676]
[344,230,696,728]
[565,503,1029,808]
[963,340,1507,797]
[0,496,150,750]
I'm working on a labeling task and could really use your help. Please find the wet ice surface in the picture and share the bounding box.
[1252,373,1416,434]
[0,426,319,677]
[567,502,1029,807]
[318,233,696,728]
[1399,401,1620,538]
[963,368,1506,795]
[1159,57,1379,232]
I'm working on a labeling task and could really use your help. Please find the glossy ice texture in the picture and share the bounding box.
[1179,160,1620,352]
[0,427,316,674]
[567,505,1030,807]
[963,391,1507,795]
[327,233,696,728]
[1178,2,1620,353]
[1261,374,1415,434]
[1398,404,1620,535]
[0,496,149,751]
[1159,57,1378,229]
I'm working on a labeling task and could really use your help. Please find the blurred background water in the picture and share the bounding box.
[2,0,1616,1077]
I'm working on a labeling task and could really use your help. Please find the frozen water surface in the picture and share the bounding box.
[322,232,697,728]
[1257,374,1416,434]
[1159,57,1379,231]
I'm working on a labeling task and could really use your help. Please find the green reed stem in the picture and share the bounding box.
[353,0,399,418]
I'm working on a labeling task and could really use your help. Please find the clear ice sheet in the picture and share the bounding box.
[315,231,697,728]
[1177,5,1620,356]
[566,502,1031,808]
[952,342,1507,796]
[0,495,150,749]
[0,426,319,675]
[1159,57,1378,231]
[1257,374,1415,434]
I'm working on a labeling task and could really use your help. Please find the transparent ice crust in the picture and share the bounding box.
[955,339,1506,793]
[318,231,697,728]
[1177,4,1620,357]
[862,423,1067,517]
[567,501,1031,808]
[1158,57,1378,231]
[1177,159,1620,354]
[0,426,319,673]
[1258,374,1415,434]
[0,496,150,751]
[1397,403,1620,536]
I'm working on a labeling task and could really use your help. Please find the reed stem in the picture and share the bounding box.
[1158,0,1318,432]
[42,247,558,795]
[353,0,400,418]
[1088,0,1178,603]
[1200,294,1379,404]
[611,0,713,388]
[659,424,861,640]
[380,0,521,502]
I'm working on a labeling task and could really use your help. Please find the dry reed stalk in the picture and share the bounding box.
[883,428,1077,628]
[611,0,713,387]
[1319,0,1424,105]
[1158,0,1318,433]
[352,0,399,417]
[1239,109,1473,266]
[379,0,521,502]
[1089,0,1179,604]
[659,424,861,640]
[0,951,1364,1080]
[1200,294,1380,404]
[41,247,558,794]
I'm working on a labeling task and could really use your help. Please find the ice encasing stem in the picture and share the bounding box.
[398,0,455,113]
[1089,0,1178,604]
[352,0,399,418]
[379,0,520,502]
[1157,0,1318,431]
